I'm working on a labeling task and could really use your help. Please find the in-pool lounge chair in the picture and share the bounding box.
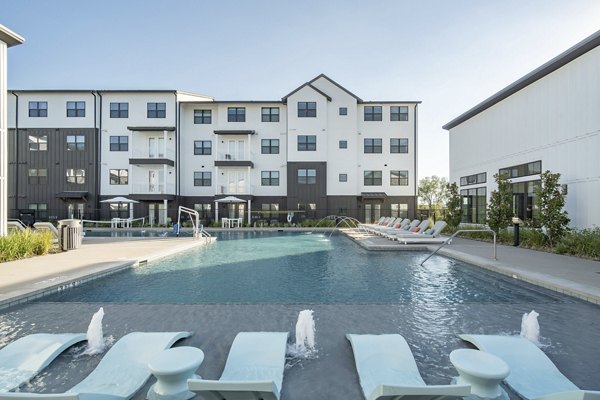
[390,220,431,238]
[346,334,470,400]
[188,331,288,400]
[0,333,86,392]
[394,221,449,244]
[0,331,191,400]
[459,334,600,400]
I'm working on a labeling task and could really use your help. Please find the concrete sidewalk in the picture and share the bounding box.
[0,236,214,309]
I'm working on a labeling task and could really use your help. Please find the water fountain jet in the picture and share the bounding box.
[520,310,540,344]
[84,307,106,355]
[287,309,317,359]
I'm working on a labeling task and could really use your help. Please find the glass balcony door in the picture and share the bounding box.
[148,137,165,158]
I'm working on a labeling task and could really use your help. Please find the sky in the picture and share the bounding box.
[3,0,600,181]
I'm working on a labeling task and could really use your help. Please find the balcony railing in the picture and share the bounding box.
[131,183,176,195]
[131,147,175,160]
[216,151,254,161]
[219,184,254,195]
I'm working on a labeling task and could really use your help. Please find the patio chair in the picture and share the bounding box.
[459,334,600,400]
[0,333,86,392]
[188,331,288,400]
[346,334,470,400]
[393,221,448,243]
[0,331,191,400]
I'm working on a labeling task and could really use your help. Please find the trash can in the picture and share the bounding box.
[58,219,83,251]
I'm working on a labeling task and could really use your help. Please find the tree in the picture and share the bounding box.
[536,170,570,246]
[418,176,447,220]
[445,182,463,230]
[486,172,513,233]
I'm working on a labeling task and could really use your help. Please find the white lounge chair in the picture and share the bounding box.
[0,333,86,392]
[346,334,470,400]
[0,331,191,400]
[459,334,600,400]
[368,218,400,235]
[391,220,431,238]
[379,218,411,236]
[394,221,449,243]
[188,331,288,400]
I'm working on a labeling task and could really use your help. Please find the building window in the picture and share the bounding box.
[28,203,48,220]
[28,168,48,185]
[194,109,212,124]
[261,139,279,154]
[227,107,246,122]
[66,135,85,151]
[298,135,317,151]
[110,136,128,151]
[298,169,316,184]
[364,170,382,186]
[261,107,280,122]
[66,101,85,117]
[339,107,347,116]
[390,106,409,121]
[261,171,279,186]
[390,138,408,153]
[147,102,166,118]
[194,171,212,186]
[460,172,487,186]
[391,170,409,186]
[194,140,212,155]
[28,134,48,151]
[391,203,409,218]
[499,161,542,179]
[364,106,382,121]
[66,169,85,184]
[364,138,382,153]
[339,140,348,149]
[110,102,129,118]
[461,187,487,224]
[109,203,129,219]
[109,169,128,185]
[511,180,541,223]
[28,101,47,117]
[339,174,347,182]
[261,203,280,212]
[298,102,316,117]
[193,203,212,219]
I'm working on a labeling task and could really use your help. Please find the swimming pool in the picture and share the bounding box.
[43,231,560,304]
[4,232,599,399]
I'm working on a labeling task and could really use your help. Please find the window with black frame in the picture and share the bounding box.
[364,170,382,185]
[109,169,128,185]
[390,138,408,153]
[66,101,85,117]
[390,106,409,121]
[66,135,85,151]
[364,138,382,153]
[147,102,166,118]
[298,135,316,151]
[28,169,48,185]
[194,140,212,155]
[28,134,48,151]
[109,203,129,219]
[29,101,47,117]
[194,109,212,124]
[297,169,316,184]
[298,102,316,117]
[110,103,129,118]
[193,171,212,186]
[261,107,280,122]
[227,107,245,122]
[364,106,382,121]
[261,171,279,186]
[390,170,408,186]
[110,136,128,151]
[261,139,279,154]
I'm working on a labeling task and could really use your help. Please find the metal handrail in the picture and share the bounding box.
[420,228,497,266]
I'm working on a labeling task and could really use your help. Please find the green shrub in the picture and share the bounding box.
[555,228,600,260]
[0,230,54,262]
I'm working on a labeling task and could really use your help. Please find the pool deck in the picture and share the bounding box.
[0,236,215,309]
[1,229,600,308]
[342,229,600,304]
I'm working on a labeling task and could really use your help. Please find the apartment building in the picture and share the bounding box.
[444,30,600,229]
[7,74,419,224]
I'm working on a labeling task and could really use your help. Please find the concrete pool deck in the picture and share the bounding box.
[342,229,600,304]
[1,229,600,308]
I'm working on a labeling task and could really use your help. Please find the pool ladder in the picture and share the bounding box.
[420,228,497,266]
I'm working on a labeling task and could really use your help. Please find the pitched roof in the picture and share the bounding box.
[443,29,600,130]
[282,73,362,103]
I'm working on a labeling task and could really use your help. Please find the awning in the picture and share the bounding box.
[361,192,387,199]
[100,196,139,204]
[127,126,176,131]
[213,130,256,135]
[215,196,246,203]
[56,191,88,201]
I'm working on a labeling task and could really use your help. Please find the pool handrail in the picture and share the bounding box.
[420,228,497,266]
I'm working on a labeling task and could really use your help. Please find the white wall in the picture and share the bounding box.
[449,45,600,229]
[9,92,97,129]
[286,85,329,162]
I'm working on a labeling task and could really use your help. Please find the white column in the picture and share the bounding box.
[248,199,251,225]
[163,199,168,225]
[129,203,134,220]
[0,42,7,236]
[214,200,219,223]
[163,130,167,158]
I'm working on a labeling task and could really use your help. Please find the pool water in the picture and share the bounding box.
[43,231,564,304]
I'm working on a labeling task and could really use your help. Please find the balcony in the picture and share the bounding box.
[214,151,254,168]
[218,184,254,195]
[129,147,175,166]
[131,183,176,195]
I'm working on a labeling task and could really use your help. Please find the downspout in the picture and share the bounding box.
[177,95,181,201]
[11,91,18,214]
[97,91,103,219]
[414,103,418,218]
[91,91,98,219]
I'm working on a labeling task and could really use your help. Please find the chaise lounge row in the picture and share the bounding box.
[362,217,450,244]
[1,331,598,400]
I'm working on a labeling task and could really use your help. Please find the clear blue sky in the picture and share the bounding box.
[3,0,600,180]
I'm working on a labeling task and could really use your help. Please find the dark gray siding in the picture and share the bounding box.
[8,128,99,221]
[286,162,327,219]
